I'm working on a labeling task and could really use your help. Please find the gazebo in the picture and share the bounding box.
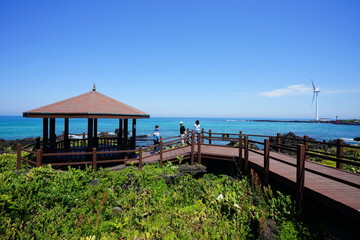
[23,85,150,162]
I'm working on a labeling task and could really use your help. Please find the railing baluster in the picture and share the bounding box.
[197,131,202,164]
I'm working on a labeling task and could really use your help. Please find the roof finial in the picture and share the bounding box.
[92,84,96,91]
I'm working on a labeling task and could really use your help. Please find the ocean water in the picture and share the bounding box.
[1,116,360,144]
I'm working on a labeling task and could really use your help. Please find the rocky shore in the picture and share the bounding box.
[0,138,36,154]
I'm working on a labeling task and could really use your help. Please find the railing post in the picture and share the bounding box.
[303,135,309,161]
[244,135,249,171]
[35,137,41,150]
[160,137,163,167]
[197,131,202,164]
[264,139,270,186]
[138,146,143,170]
[238,131,243,160]
[201,128,205,144]
[336,139,344,169]
[191,130,195,166]
[277,133,282,153]
[36,149,43,167]
[16,144,22,170]
[92,148,97,172]
[209,129,212,145]
[296,144,305,210]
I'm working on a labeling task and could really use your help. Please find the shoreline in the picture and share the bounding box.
[247,120,360,126]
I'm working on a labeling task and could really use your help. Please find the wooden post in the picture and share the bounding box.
[277,133,282,153]
[191,130,195,166]
[49,118,56,152]
[124,119,129,149]
[197,131,202,164]
[16,144,22,170]
[87,118,94,151]
[132,119,137,149]
[138,146,143,169]
[35,137,41,150]
[201,128,205,144]
[296,144,305,210]
[264,139,270,186]
[118,119,123,148]
[64,118,70,150]
[209,129,212,145]
[238,131,243,160]
[244,135,249,171]
[43,118,48,150]
[92,148,97,172]
[36,149,43,167]
[94,118,98,148]
[303,135,309,161]
[159,137,163,167]
[336,139,344,169]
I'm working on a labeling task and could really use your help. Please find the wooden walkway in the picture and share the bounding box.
[109,144,360,221]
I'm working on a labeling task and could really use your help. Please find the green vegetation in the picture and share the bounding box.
[0,153,313,239]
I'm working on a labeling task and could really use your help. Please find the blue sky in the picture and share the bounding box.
[1,0,359,119]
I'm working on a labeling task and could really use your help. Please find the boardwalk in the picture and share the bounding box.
[110,144,360,221]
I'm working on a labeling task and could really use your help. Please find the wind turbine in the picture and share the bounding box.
[311,80,320,121]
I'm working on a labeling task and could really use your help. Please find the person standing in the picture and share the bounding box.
[153,125,160,153]
[193,120,200,134]
[179,121,187,145]
[193,120,200,142]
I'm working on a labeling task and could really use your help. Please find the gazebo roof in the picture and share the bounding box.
[23,89,150,119]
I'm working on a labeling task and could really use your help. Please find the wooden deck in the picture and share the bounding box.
[109,144,360,221]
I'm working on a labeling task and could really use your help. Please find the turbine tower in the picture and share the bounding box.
[311,80,320,121]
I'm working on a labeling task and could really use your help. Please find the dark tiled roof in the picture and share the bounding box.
[23,91,150,119]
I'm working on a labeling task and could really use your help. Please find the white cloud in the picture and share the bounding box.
[258,84,312,98]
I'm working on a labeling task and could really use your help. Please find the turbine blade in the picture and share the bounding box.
[311,80,315,91]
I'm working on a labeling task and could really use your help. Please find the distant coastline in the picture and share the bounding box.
[247,119,360,126]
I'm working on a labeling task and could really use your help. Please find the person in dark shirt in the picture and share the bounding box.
[179,121,187,145]
[153,125,160,153]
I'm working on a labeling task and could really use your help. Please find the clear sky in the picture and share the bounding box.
[1,0,359,119]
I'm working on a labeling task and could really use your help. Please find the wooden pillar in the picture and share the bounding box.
[43,118,48,150]
[88,118,94,150]
[296,144,305,210]
[49,118,56,152]
[94,118,98,148]
[264,139,270,186]
[118,119,123,148]
[64,118,70,150]
[124,119,128,149]
[336,139,344,169]
[132,119,137,149]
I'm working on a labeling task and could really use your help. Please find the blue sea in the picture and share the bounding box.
[0,116,360,144]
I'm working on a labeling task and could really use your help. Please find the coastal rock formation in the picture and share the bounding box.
[0,138,36,154]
